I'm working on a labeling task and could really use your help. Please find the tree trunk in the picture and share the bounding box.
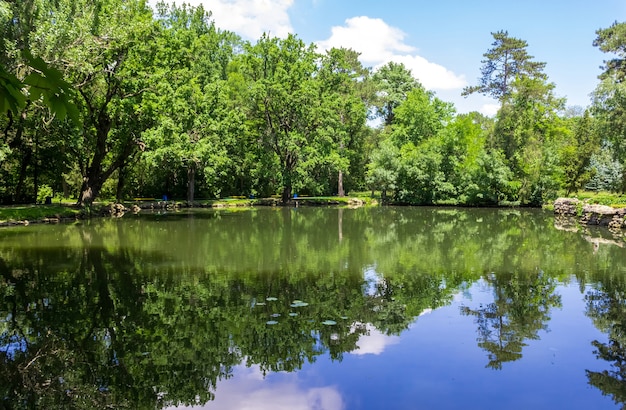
[62,177,70,198]
[78,175,103,207]
[187,163,196,203]
[76,111,139,206]
[281,158,294,204]
[281,184,292,204]
[14,148,32,203]
[116,167,126,203]
[337,169,345,197]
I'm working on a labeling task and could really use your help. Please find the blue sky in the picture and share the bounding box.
[150,0,626,114]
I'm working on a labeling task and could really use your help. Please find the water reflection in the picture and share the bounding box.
[350,324,400,356]
[585,276,626,406]
[175,366,345,410]
[0,207,624,408]
[461,272,562,370]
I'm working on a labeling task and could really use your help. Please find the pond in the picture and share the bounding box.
[0,206,625,409]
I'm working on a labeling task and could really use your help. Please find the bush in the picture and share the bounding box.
[36,184,54,204]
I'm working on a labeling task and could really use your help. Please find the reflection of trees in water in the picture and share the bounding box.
[585,282,626,407]
[1,207,625,407]
[461,271,561,370]
[0,223,451,409]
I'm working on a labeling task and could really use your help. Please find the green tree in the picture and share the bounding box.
[592,21,626,191]
[142,3,241,202]
[241,34,322,202]
[586,142,624,192]
[0,1,79,203]
[492,76,567,205]
[391,84,454,146]
[375,84,455,204]
[462,30,547,103]
[366,138,400,202]
[372,62,420,126]
[313,47,369,196]
[559,110,599,195]
[27,0,159,206]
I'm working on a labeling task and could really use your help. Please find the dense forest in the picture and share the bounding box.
[1,0,625,207]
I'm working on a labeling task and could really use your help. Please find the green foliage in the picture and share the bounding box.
[586,144,624,192]
[491,76,567,205]
[559,111,600,194]
[36,184,53,204]
[395,140,448,204]
[366,138,400,201]
[372,62,420,126]
[571,191,626,207]
[0,3,622,207]
[592,21,626,192]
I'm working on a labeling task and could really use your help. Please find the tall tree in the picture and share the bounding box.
[592,21,626,191]
[241,34,321,203]
[559,111,599,195]
[492,76,566,205]
[462,30,547,103]
[372,62,420,126]
[28,0,158,206]
[142,3,240,202]
[316,47,369,197]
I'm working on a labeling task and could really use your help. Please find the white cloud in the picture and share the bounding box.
[317,16,415,64]
[479,103,500,117]
[316,16,466,91]
[148,0,294,40]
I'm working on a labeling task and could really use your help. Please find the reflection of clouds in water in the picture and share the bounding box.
[351,323,400,356]
[169,365,344,410]
[363,266,382,296]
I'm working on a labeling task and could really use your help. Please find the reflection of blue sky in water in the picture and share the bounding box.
[362,265,381,297]
[350,323,400,356]
[169,365,345,410]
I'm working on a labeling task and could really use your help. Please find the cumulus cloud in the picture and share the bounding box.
[316,16,466,91]
[148,0,294,40]
[316,16,415,63]
[480,103,500,117]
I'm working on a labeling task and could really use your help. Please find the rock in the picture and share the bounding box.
[553,198,580,216]
[580,204,626,227]
[109,203,128,218]
[347,198,364,207]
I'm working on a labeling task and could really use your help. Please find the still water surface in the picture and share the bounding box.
[1,207,625,409]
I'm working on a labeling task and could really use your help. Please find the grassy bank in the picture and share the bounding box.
[570,192,626,207]
[0,195,377,225]
[544,192,626,209]
[0,204,82,223]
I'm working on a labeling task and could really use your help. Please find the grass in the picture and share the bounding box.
[567,191,626,208]
[0,204,81,222]
[0,193,379,224]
